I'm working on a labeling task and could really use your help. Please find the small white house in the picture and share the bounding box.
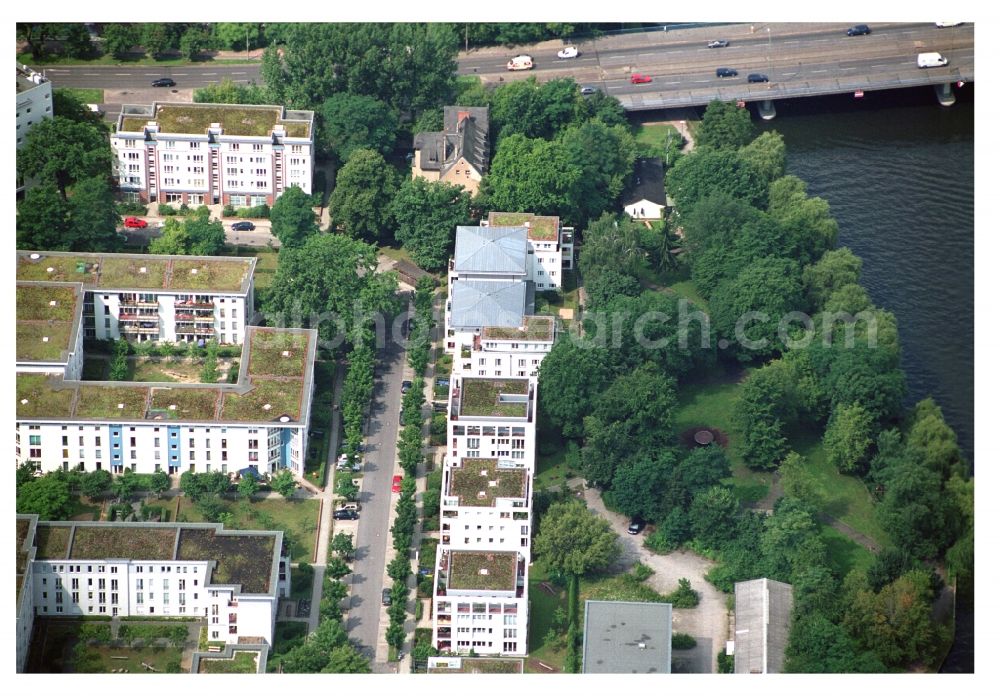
[623,157,668,220]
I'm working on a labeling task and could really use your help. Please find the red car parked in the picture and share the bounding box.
[630,73,653,84]
[123,216,148,229]
[391,475,403,493]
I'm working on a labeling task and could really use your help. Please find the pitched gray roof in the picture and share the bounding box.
[734,578,794,674]
[450,279,531,330]
[454,226,528,275]
[623,157,667,206]
[413,106,490,175]
[582,600,672,674]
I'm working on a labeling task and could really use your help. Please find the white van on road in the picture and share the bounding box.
[507,55,534,71]
[917,52,949,68]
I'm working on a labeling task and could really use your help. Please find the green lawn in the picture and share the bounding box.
[675,368,771,502]
[788,431,890,547]
[534,433,581,491]
[633,122,674,149]
[267,622,309,672]
[290,563,314,600]
[819,524,876,578]
[219,245,279,290]
[526,563,569,672]
[55,87,103,104]
[26,618,188,673]
[18,52,258,67]
[579,571,670,613]
[175,496,320,563]
[68,495,102,521]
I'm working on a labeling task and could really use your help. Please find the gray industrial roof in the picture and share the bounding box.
[582,600,672,674]
[454,226,528,275]
[623,157,667,206]
[450,279,532,330]
[734,578,794,674]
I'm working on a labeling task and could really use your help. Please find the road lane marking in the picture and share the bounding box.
[173,73,188,76]
[810,69,829,73]
[203,72,218,76]
[231,72,247,75]
[115,73,129,76]
[85,73,100,76]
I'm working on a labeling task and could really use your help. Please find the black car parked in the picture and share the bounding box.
[333,509,359,521]
[846,24,871,36]
[151,78,176,87]
[382,588,393,606]
[231,221,256,231]
[716,67,738,77]
[628,517,646,535]
[747,73,769,83]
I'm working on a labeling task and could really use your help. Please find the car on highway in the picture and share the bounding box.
[391,475,403,493]
[151,78,176,87]
[846,24,871,36]
[935,22,963,28]
[630,73,653,84]
[401,380,413,394]
[707,40,730,48]
[333,509,359,521]
[123,216,148,228]
[557,46,579,59]
[627,517,646,535]
[917,52,949,68]
[507,55,534,71]
[382,588,392,606]
[716,67,738,78]
[231,221,256,231]
[747,73,769,83]
[579,86,597,96]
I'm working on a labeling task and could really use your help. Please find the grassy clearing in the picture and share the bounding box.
[819,524,876,577]
[68,496,103,521]
[535,434,580,491]
[200,650,259,673]
[267,622,309,672]
[26,618,186,673]
[175,496,320,564]
[290,563,314,600]
[788,431,890,547]
[378,245,419,266]
[633,122,674,150]
[219,245,279,290]
[55,87,103,104]
[526,563,568,673]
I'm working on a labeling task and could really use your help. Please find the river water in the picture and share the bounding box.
[758,85,975,673]
[760,86,975,465]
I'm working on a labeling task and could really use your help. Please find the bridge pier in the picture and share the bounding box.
[755,100,776,120]
[934,83,957,107]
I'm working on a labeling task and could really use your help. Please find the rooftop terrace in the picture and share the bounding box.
[15,327,315,425]
[119,103,312,139]
[33,522,280,596]
[488,212,560,241]
[16,284,81,363]
[447,458,528,507]
[446,550,518,592]
[16,250,255,293]
[481,315,555,342]
[458,378,529,418]
[427,657,524,674]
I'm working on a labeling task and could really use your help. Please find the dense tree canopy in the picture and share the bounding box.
[538,339,614,439]
[328,148,398,243]
[666,147,770,214]
[193,79,270,105]
[17,116,112,200]
[823,402,876,474]
[695,100,754,150]
[269,185,318,249]
[317,93,398,163]
[480,134,582,223]
[389,177,471,271]
[17,475,73,520]
[148,213,225,256]
[560,120,637,226]
[767,175,839,264]
[534,499,620,577]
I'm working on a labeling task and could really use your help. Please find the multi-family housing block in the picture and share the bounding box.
[18,250,256,345]
[432,216,562,657]
[412,106,490,196]
[112,102,313,205]
[16,63,53,193]
[15,250,316,477]
[16,514,289,672]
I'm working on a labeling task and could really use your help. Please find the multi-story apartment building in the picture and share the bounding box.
[15,515,290,671]
[15,325,317,477]
[16,63,53,193]
[16,516,38,673]
[412,106,490,196]
[483,212,575,286]
[432,549,528,655]
[17,250,256,345]
[112,102,313,205]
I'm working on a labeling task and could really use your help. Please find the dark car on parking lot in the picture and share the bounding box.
[846,24,871,36]
[716,67,738,78]
[627,517,646,535]
[151,78,176,87]
[231,221,256,231]
[747,73,769,83]
[382,588,393,606]
[333,509,359,521]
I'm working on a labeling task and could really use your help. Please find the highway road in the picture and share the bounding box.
[32,22,973,108]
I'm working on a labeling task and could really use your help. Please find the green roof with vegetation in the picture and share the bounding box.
[69,526,178,561]
[448,459,528,507]
[177,528,276,594]
[17,284,80,362]
[447,551,518,591]
[460,378,529,417]
[34,525,71,559]
[121,104,311,139]
[199,651,261,673]
[75,385,149,420]
[221,378,303,421]
[247,330,309,377]
[17,251,254,293]
[481,315,555,341]
[16,373,77,419]
[488,212,560,241]
[149,387,220,421]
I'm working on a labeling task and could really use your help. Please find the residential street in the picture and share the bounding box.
[345,298,411,671]
[580,485,729,674]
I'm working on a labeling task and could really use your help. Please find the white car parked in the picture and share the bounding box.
[557,46,579,59]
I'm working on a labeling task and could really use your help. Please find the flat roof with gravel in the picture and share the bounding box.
[481,315,555,342]
[582,600,672,674]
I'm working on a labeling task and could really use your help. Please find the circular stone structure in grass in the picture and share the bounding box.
[679,426,730,450]
[694,430,715,446]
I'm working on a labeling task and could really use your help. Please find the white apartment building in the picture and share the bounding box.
[16,516,38,673]
[16,515,289,671]
[17,250,256,345]
[16,63,53,193]
[112,102,313,205]
[16,326,317,477]
[432,548,529,655]
[483,212,575,289]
